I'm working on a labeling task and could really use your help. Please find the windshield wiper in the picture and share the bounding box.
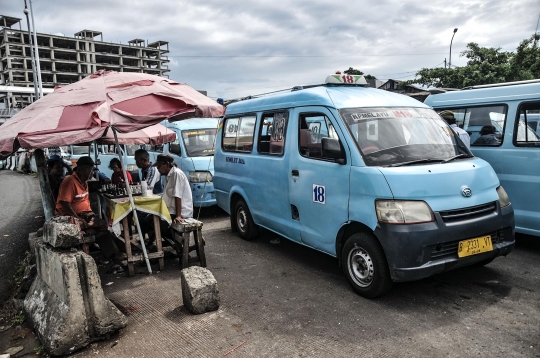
[387,158,443,167]
[441,153,472,163]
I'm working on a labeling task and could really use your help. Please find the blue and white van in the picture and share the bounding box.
[214,74,515,298]
[158,118,219,208]
[424,80,540,238]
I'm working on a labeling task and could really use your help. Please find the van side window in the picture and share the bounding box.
[299,113,340,159]
[438,105,506,147]
[515,102,540,146]
[222,116,256,152]
[258,112,288,155]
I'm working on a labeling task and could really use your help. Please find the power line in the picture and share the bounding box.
[168,52,449,58]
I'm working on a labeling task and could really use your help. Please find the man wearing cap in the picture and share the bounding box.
[439,110,470,149]
[56,156,122,261]
[154,153,193,223]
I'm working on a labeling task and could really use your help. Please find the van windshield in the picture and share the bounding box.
[339,107,467,167]
[181,129,217,157]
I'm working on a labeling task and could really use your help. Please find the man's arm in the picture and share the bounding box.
[58,201,91,228]
[174,197,184,223]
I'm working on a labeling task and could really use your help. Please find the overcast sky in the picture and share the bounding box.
[2,0,539,99]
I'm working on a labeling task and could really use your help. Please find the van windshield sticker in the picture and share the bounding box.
[348,108,440,123]
[185,130,207,136]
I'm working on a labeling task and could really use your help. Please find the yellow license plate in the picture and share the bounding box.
[458,235,493,258]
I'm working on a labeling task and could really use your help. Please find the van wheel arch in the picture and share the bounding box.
[336,222,383,266]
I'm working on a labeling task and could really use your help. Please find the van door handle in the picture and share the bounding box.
[291,170,299,176]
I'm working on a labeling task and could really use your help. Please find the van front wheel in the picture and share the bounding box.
[234,199,259,241]
[342,233,392,298]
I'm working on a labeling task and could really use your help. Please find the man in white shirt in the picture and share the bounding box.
[439,110,471,149]
[154,154,193,222]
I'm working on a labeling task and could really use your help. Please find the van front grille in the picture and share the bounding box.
[438,202,497,223]
[430,230,501,260]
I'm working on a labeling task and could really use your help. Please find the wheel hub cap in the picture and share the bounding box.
[348,247,374,287]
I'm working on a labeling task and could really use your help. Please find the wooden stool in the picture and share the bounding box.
[169,219,206,269]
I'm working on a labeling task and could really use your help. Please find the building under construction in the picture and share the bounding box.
[0,14,170,114]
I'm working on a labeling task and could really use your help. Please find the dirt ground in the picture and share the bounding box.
[2,207,539,357]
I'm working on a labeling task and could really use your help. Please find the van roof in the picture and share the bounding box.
[163,117,219,131]
[225,85,428,115]
[424,81,540,108]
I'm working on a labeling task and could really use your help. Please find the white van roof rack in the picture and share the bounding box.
[462,79,540,90]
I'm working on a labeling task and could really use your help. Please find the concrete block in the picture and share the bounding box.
[0,353,11,358]
[42,216,83,248]
[28,232,39,254]
[181,266,220,314]
[24,241,127,356]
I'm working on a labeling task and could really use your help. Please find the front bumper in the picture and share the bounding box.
[191,182,216,207]
[374,201,515,282]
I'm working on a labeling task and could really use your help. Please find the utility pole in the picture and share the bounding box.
[23,0,39,101]
[28,0,43,98]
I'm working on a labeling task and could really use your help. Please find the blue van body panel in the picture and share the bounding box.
[162,118,219,207]
[425,83,540,237]
[348,166,394,231]
[378,158,500,211]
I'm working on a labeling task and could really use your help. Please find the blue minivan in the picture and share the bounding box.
[214,74,515,298]
[158,118,219,208]
[424,80,540,238]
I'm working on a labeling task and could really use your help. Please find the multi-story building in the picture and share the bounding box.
[0,14,170,108]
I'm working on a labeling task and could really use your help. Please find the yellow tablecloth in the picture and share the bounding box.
[101,194,172,227]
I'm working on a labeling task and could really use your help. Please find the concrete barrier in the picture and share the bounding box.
[181,266,220,314]
[24,240,127,356]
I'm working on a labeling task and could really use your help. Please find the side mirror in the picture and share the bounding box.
[169,143,181,155]
[321,137,346,164]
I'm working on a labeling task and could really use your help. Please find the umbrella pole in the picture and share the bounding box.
[112,127,153,274]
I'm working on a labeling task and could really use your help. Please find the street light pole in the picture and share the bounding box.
[449,28,458,68]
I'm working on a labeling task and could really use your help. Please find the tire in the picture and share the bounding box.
[342,232,392,298]
[234,199,259,241]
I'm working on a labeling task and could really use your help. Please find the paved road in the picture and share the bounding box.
[73,208,539,358]
[0,170,44,303]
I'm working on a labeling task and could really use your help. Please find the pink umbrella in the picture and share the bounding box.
[98,123,176,145]
[0,70,224,158]
[0,70,223,274]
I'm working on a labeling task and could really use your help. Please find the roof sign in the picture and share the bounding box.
[325,74,368,86]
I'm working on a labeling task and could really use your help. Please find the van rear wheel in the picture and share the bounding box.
[234,199,259,241]
[342,233,392,298]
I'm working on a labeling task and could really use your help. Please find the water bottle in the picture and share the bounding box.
[141,181,148,196]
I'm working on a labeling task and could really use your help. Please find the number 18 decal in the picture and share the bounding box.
[313,184,326,204]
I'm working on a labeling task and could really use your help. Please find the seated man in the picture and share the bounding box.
[55,156,123,263]
[139,154,193,243]
[134,149,162,194]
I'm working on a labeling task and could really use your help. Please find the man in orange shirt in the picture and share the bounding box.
[56,156,122,262]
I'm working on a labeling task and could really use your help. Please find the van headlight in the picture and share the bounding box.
[496,186,510,208]
[375,200,434,224]
[189,171,213,183]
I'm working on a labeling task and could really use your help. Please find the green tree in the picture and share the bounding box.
[344,67,376,80]
[406,34,540,88]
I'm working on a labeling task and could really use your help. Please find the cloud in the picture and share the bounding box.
[2,0,538,99]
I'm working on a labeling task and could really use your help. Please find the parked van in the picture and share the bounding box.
[214,74,515,298]
[424,80,540,237]
[67,144,144,181]
[158,118,219,208]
